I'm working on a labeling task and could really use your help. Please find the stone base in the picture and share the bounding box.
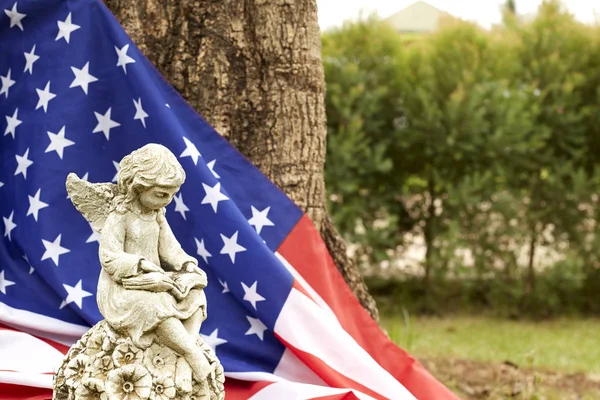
[53,320,224,400]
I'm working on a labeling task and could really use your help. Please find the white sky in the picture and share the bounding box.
[317,0,599,30]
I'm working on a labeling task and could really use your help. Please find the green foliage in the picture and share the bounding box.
[323,1,600,316]
[322,17,408,262]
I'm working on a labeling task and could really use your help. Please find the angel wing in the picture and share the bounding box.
[66,173,118,233]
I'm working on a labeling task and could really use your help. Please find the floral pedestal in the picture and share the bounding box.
[53,321,224,400]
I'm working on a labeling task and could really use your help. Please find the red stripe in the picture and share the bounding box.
[0,384,51,400]
[0,324,71,355]
[277,215,460,400]
[291,279,320,306]
[223,379,272,399]
[275,333,386,400]
[0,371,53,375]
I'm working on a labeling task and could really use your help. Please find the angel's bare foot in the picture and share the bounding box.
[189,353,213,381]
[155,319,213,382]
[175,357,193,393]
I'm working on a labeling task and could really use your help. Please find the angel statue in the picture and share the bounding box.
[53,144,224,400]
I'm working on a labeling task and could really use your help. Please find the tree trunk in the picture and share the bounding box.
[423,171,436,283]
[526,223,538,295]
[103,0,379,321]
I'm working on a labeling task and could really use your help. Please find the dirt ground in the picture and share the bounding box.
[420,357,600,399]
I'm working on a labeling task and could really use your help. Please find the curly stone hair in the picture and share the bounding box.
[114,143,185,212]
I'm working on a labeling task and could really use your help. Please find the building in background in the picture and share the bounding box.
[385,1,454,34]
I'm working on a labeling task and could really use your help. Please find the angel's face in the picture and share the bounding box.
[138,185,180,210]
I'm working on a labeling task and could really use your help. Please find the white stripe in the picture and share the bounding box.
[0,371,53,389]
[225,371,376,400]
[0,330,64,373]
[248,380,378,400]
[274,252,339,323]
[229,349,328,386]
[225,371,282,382]
[275,289,416,400]
[274,348,327,386]
[0,302,88,345]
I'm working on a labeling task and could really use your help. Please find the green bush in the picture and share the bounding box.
[323,1,600,316]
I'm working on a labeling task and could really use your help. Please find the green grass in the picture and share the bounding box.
[381,315,600,374]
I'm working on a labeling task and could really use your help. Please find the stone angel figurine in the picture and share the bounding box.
[53,144,224,400]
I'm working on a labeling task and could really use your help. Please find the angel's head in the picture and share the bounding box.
[115,143,186,212]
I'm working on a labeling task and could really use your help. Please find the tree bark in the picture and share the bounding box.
[103,0,379,321]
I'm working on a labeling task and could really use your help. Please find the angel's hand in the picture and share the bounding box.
[182,261,197,273]
[170,287,186,301]
[139,259,162,273]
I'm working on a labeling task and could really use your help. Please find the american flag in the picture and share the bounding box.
[0,0,459,399]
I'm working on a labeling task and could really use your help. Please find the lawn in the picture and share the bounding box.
[382,315,600,374]
[381,315,600,399]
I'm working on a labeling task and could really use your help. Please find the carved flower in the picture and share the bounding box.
[89,354,114,378]
[103,322,119,341]
[210,363,225,394]
[113,341,143,367]
[87,330,105,353]
[143,344,177,377]
[101,336,115,352]
[74,377,108,400]
[53,372,70,400]
[64,354,90,388]
[149,376,176,400]
[106,364,152,400]
[188,380,209,400]
[68,338,87,360]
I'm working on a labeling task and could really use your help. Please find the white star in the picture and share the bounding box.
[23,44,39,74]
[41,234,70,267]
[55,12,80,43]
[180,137,201,165]
[3,211,16,241]
[219,231,246,263]
[201,182,229,213]
[219,279,230,294]
[112,161,120,182]
[93,108,120,140]
[248,206,275,234]
[14,148,33,179]
[4,3,25,31]
[207,159,220,179]
[46,126,75,159]
[115,44,135,73]
[23,255,34,274]
[0,271,15,295]
[241,281,266,310]
[194,238,212,264]
[172,193,189,220]
[86,222,100,243]
[0,69,15,98]
[133,97,148,128]
[35,81,57,113]
[4,108,21,139]
[70,62,98,94]
[245,316,268,341]
[201,329,227,351]
[27,189,49,221]
[0,182,3,188]
[60,280,92,309]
